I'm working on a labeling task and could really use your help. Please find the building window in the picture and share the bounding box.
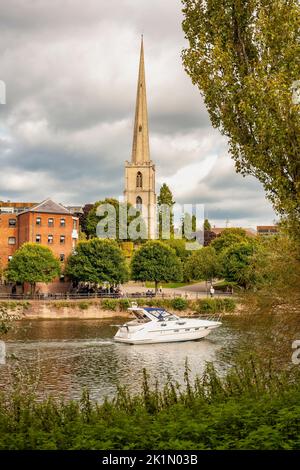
[8,256,13,262]
[136,171,143,188]
[136,196,142,212]
[8,237,16,245]
[36,217,41,226]
[60,235,65,244]
[48,235,53,244]
[60,218,66,227]
[36,234,41,243]
[48,218,54,227]
[8,218,17,227]
[60,254,65,262]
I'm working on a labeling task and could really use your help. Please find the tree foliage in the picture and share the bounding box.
[0,305,22,338]
[204,218,211,231]
[65,239,129,285]
[86,198,146,241]
[211,228,251,253]
[6,243,61,293]
[184,246,220,282]
[131,241,183,291]
[248,234,300,293]
[164,239,192,263]
[157,184,175,238]
[78,203,93,237]
[182,0,300,232]
[220,241,261,289]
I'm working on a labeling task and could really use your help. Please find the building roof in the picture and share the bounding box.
[0,201,38,214]
[67,205,84,214]
[0,201,37,207]
[21,198,72,215]
[257,225,279,230]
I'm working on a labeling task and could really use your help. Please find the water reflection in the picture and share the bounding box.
[0,319,227,401]
[1,313,299,402]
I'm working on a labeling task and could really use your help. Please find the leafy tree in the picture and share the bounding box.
[220,241,260,289]
[204,218,211,231]
[79,203,93,237]
[131,241,182,292]
[211,228,250,254]
[248,234,300,293]
[86,198,146,241]
[65,239,129,285]
[164,239,191,263]
[6,243,61,294]
[182,0,300,234]
[184,246,220,283]
[157,184,175,238]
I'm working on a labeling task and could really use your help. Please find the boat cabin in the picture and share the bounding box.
[129,307,179,323]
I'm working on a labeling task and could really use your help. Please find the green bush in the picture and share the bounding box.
[143,298,172,309]
[196,299,217,313]
[0,301,31,311]
[194,298,236,314]
[222,297,236,312]
[118,299,131,311]
[170,297,189,311]
[52,301,71,309]
[78,302,90,310]
[101,299,118,311]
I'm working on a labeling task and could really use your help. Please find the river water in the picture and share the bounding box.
[0,314,299,402]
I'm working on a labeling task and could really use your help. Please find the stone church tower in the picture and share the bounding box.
[124,37,156,239]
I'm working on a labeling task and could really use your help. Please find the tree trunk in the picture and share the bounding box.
[30,283,36,297]
[155,280,158,295]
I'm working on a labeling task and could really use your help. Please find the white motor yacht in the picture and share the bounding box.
[114,305,221,344]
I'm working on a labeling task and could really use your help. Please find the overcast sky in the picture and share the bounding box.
[0,0,276,228]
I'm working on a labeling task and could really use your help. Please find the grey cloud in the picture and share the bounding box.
[0,0,276,226]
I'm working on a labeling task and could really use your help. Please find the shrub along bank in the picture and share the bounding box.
[0,356,299,450]
[0,297,236,318]
[100,297,236,314]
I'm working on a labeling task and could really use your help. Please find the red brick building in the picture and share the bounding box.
[257,225,279,236]
[0,199,78,271]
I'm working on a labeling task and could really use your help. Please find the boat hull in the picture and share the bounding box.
[114,327,216,345]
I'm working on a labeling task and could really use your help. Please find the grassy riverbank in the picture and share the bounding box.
[0,297,236,319]
[0,356,299,450]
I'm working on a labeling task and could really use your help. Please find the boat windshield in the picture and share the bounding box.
[131,310,151,323]
[144,308,178,321]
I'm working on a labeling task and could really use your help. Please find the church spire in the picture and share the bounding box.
[131,36,150,164]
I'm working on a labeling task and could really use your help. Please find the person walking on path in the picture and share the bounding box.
[210,285,215,298]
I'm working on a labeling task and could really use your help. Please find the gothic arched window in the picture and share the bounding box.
[136,196,143,212]
[136,171,143,188]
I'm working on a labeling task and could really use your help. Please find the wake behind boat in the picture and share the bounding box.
[114,304,221,344]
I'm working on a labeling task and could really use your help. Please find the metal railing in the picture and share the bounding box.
[0,290,233,301]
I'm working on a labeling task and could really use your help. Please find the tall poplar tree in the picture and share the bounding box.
[157,184,175,239]
[182,0,300,235]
